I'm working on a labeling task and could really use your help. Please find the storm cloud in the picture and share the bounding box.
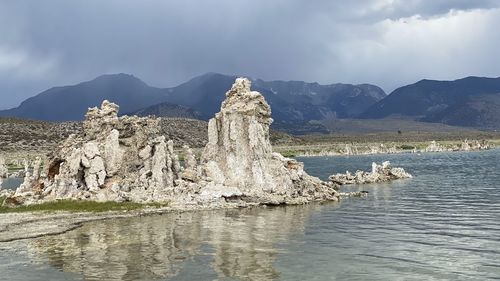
[1,0,500,108]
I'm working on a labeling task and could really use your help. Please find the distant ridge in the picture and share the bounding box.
[5,72,499,131]
[160,72,387,121]
[360,76,500,129]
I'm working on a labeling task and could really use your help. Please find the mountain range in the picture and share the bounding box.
[133,73,387,122]
[0,72,386,123]
[1,73,499,133]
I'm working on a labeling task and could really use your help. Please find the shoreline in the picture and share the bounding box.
[274,139,499,157]
[0,203,242,243]
[0,190,369,243]
[1,198,355,243]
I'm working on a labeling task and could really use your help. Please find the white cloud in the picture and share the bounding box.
[324,8,500,91]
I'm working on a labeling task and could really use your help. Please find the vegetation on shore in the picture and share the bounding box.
[0,196,169,214]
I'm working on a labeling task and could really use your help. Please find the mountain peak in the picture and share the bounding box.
[191,72,235,81]
[90,73,147,86]
[0,73,167,121]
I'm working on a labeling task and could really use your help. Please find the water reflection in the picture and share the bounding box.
[28,204,332,280]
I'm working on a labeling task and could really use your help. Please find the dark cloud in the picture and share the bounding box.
[1,0,500,108]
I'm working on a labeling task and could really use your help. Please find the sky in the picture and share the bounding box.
[1,0,500,109]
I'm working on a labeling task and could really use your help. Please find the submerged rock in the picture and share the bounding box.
[339,191,369,198]
[5,78,339,207]
[329,161,412,185]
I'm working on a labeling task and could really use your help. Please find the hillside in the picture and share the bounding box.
[0,117,298,153]
[0,74,169,121]
[360,76,500,129]
[423,93,500,129]
[0,118,81,152]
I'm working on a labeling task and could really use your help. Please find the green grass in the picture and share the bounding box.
[280,151,297,158]
[399,144,416,150]
[0,196,169,214]
[6,164,23,171]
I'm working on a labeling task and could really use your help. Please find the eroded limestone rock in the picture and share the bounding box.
[329,161,412,185]
[180,145,199,182]
[425,141,445,152]
[199,78,338,204]
[458,139,490,151]
[7,100,184,204]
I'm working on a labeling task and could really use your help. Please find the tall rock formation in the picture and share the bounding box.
[199,78,338,204]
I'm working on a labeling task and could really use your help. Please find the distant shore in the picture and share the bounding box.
[274,138,500,157]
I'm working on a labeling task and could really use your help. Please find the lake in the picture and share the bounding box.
[1,149,499,280]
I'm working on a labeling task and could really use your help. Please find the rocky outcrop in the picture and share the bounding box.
[199,78,338,204]
[6,101,188,205]
[459,139,490,151]
[425,141,445,152]
[329,161,412,185]
[424,139,490,153]
[5,78,339,207]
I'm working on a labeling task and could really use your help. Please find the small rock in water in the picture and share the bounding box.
[329,161,412,185]
[339,191,369,198]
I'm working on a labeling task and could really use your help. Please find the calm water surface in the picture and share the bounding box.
[1,150,499,280]
[1,177,22,190]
